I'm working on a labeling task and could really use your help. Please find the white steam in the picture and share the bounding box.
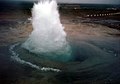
[22,0,72,62]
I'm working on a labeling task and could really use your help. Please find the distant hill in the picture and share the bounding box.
[0,1,120,10]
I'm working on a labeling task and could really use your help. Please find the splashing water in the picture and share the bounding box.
[22,0,72,62]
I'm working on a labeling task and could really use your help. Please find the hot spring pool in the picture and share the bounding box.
[9,37,119,72]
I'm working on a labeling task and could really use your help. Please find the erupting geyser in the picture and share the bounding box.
[22,0,72,62]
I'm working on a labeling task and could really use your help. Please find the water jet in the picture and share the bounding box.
[22,0,72,62]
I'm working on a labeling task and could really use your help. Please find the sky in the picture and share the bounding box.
[57,0,120,4]
[2,0,120,4]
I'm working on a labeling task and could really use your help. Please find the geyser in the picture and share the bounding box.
[22,0,72,62]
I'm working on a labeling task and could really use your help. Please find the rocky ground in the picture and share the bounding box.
[0,9,120,84]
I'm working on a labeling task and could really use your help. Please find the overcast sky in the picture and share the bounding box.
[4,0,120,4]
[57,0,120,4]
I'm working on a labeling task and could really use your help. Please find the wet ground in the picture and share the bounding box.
[0,8,120,84]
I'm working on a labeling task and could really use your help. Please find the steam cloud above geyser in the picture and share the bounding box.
[22,0,72,62]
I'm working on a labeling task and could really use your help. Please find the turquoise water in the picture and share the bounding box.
[7,35,120,84]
